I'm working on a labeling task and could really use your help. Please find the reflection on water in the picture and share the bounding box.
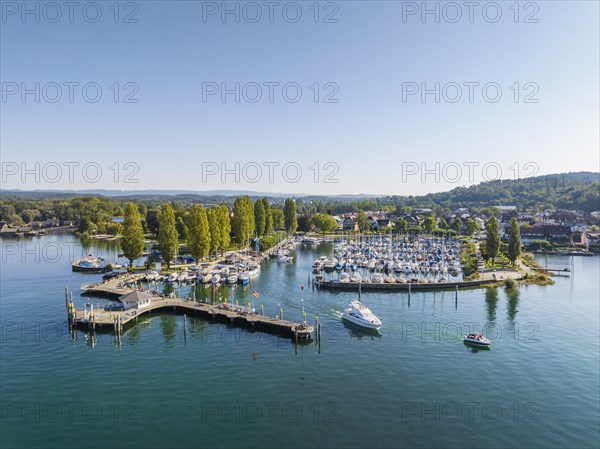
[464,341,491,353]
[160,315,178,345]
[188,318,209,341]
[485,288,499,322]
[506,287,520,322]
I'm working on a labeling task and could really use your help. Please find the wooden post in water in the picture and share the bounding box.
[315,316,319,342]
[279,307,283,321]
[260,304,264,316]
[408,282,411,299]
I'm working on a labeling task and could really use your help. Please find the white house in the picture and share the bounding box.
[119,290,152,310]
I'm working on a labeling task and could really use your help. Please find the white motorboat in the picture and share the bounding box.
[349,272,362,283]
[166,273,179,284]
[463,333,491,347]
[342,300,382,330]
[248,264,261,277]
[145,270,160,282]
[227,274,238,284]
[238,272,250,285]
[211,274,221,284]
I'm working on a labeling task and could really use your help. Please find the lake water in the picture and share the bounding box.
[1,235,599,448]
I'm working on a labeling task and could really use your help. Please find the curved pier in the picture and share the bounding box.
[71,274,314,340]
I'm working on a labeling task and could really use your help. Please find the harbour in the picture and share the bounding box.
[2,234,599,449]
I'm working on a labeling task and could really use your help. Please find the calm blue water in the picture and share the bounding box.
[1,235,599,449]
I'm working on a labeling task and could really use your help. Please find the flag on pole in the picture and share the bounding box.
[252,290,259,298]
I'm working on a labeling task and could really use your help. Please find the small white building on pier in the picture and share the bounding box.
[119,291,152,310]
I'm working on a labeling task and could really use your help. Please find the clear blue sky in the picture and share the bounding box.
[1,1,598,195]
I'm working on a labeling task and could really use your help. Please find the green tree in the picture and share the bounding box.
[158,204,179,269]
[206,207,221,255]
[262,198,272,235]
[187,205,211,262]
[357,210,369,232]
[106,222,122,236]
[485,216,500,264]
[438,218,448,230]
[217,205,231,253]
[271,209,284,229]
[176,216,188,241]
[283,198,298,235]
[121,203,145,269]
[79,216,95,233]
[453,217,463,233]
[232,196,255,247]
[395,218,408,233]
[424,215,438,234]
[312,213,338,233]
[508,217,522,266]
[146,208,160,235]
[254,199,266,237]
[465,218,479,236]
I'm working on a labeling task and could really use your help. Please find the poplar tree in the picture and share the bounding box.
[485,215,500,265]
[508,217,522,266]
[233,196,255,247]
[121,203,145,269]
[158,203,178,269]
[262,198,272,236]
[283,198,298,235]
[254,199,266,237]
[217,205,231,253]
[187,204,211,262]
[207,207,221,255]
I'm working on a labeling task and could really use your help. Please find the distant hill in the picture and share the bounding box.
[393,171,600,212]
[1,171,598,213]
[0,189,379,202]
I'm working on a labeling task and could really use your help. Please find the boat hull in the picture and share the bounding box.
[463,339,491,347]
[71,264,105,273]
[342,313,381,330]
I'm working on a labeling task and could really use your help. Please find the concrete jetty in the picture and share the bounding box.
[72,273,314,340]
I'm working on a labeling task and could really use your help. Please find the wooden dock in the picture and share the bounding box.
[70,274,315,340]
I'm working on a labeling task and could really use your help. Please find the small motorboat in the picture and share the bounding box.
[71,255,106,273]
[341,300,382,330]
[238,272,250,285]
[165,273,179,284]
[227,274,238,284]
[463,333,491,347]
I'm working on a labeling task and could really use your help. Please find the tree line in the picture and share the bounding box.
[120,197,299,268]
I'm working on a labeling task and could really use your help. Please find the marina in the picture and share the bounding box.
[1,234,599,449]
